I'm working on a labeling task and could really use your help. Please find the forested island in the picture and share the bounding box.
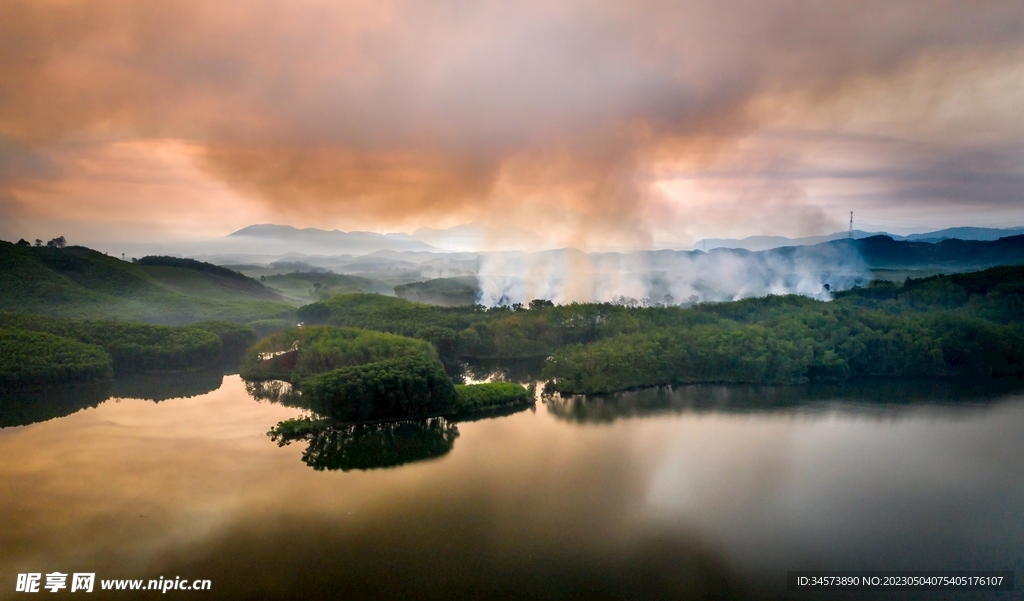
[237,324,534,467]
[240,326,535,421]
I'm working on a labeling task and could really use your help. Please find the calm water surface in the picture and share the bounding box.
[1,376,1023,600]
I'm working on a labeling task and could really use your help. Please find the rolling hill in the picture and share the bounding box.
[0,241,295,324]
[136,256,287,301]
[692,226,1024,251]
[847,235,1024,269]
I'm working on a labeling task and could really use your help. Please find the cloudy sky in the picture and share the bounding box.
[2,0,1023,249]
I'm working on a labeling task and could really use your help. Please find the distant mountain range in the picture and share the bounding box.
[692,226,1024,252]
[841,234,1024,270]
[228,224,441,254]
[92,224,443,263]
[757,234,1024,271]
[90,223,1024,268]
[228,223,1024,255]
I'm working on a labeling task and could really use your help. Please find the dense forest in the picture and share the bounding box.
[302,355,458,421]
[545,268,1024,392]
[239,326,435,382]
[296,265,1024,394]
[454,382,534,412]
[296,293,653,359]
[0,313,256,377]
[0,328,113,390]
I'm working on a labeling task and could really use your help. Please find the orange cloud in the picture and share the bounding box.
[2,0,1023,244]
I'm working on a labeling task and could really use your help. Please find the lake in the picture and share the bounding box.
[1,376,1023,600]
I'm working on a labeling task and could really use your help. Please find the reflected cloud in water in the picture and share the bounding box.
[455,357,548,385]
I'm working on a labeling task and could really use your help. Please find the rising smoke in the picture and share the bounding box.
[476,243,869,306]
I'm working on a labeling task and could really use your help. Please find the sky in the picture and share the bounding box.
[2,0,1023,250]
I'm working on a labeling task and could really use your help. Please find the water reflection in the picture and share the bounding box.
[270,417,460,471]
[455,356,548,384]
[253,377,534,470]
[3,376,1024,600]
[0,384,109,428]
[245,378,303,407]
[112,369,223,402]
[547,376,1024,423]
[0,369,225,428]
[448,401,536,423]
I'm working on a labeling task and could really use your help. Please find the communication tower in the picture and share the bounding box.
[849,211,853,239]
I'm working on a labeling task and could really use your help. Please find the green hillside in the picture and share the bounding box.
[0,241,295,324]
[136,256,287,302]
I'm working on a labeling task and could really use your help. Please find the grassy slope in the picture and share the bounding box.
[0,242,295,324]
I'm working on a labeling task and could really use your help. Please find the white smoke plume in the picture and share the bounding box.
[477,243,869,306]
